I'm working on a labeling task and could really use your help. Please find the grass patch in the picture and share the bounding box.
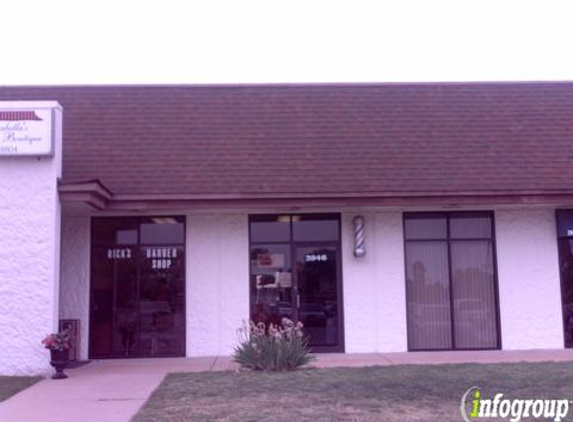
[0,376,42,402]
[132,362,573,422]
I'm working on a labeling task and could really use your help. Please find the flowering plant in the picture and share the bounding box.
[233,318,315,371]
[41,329,72,352]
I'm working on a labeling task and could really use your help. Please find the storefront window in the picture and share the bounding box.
[293,215,340,242]
[404,212,500,350]
[90,216,185,358]
[250,215,291,243]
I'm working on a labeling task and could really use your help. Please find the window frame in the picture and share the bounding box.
[89,215,187,359]
[403,211,502,351]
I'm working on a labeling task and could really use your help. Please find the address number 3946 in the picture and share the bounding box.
[305,254,328,262]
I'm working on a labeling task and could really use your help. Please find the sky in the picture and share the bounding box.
[2,0,573,85]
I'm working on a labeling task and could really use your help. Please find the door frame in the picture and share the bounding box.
[248,213,345,353]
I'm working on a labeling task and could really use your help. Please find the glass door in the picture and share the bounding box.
[250,243,293,327]
[249,214,344,352]
[295,246,341,351]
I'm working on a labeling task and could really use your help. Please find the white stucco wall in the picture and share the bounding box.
[495,208,564,349]
[186,213,249,356]
[342,211,408,353]
[344,207,565,353]
[0,103,62,375]
[57,212,250,360]
[55,207,566,362]
[184,210,410,356]
[59,215,90,360]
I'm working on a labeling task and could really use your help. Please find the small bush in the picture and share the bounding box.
[233,318,315,371]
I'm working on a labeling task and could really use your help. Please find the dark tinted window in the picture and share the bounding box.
[405,241,452,350]
[140,218,185,245]
[404,216,447,240]
[90,216,186,358]
[558,239,573,348]
[292,215,339,242]
[450,215,492,239]
[404,212,499,351]
[450,240,498,348]
[92,218,139,245]
[250,215,291,243]
[557,210,573,238]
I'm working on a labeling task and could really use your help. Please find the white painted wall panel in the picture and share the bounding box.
[186,213,249,356]
[495,208,564,349]
[342,211,408,353]
[0,103,62,375]
[59,216,90,360]
[218,214,250,355]
[374,212,408,352]
[342,212,379,352]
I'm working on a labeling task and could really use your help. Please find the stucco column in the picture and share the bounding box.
[495,208,564,350]
[0,102,62,375]
[342,211,408,353]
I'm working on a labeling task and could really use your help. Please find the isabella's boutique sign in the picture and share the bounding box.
[0,109,54,156]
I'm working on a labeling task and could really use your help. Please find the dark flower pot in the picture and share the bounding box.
[49,349,69,380]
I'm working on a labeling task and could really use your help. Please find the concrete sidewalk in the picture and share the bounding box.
[1,349,573,422]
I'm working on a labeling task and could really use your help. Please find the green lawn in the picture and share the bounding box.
[132,362,573,422]
[0,376,42,402]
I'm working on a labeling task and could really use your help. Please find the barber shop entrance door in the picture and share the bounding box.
[89,217,186,358]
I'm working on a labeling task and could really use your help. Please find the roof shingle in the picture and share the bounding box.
[1,82,572,197]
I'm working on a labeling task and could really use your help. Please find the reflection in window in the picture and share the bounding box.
[250,244,292,327]
[404,212,499,350]
[250,215,291,243]
[404,217,447,240]
[406,241,451,350]
[450,216,492,239]
[90,216,185,359]
[140,221,184,245]
[292,215,339,242]
[451,241,497,348]
[248,213,342,351]
[116,230,138,245]
[92,218,138,245]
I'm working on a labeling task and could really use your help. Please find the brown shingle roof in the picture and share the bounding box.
[1,82,573,197]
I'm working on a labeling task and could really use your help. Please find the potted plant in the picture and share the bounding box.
[41,329,72,379]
